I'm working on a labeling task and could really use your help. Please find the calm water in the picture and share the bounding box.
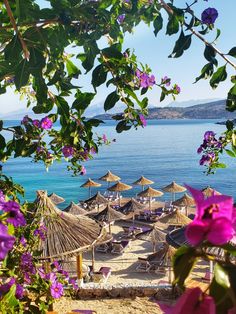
[2,119,236,206]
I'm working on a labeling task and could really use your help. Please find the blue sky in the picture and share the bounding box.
[0,0,235,114]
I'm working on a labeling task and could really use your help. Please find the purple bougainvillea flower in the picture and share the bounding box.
[139,114,147,127]
[0,278,16,297]
[50,281,64,299]
[62,145,75,158]
[20,252,36,276]
[80,165,86,176]
[201,8,218,25]
[185,185,234,246]
[21,115,29,125]
[102,134,108,142]
[204,131,216,141]
[0,223,15,260]
[69,277,79,290]
[162,76,171,87]
[32,119,40,128]
[41,116,53,129]
[34,224,47,241]
[117,14,125,24]
[174,84,181,94]
[2,200,26,227]
[20,236,27,247]
[158,287,215,314]
[90,147,97,154]
[15,284,24,299]
[199,152,215,166]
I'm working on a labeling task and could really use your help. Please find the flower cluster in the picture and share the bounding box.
[0,193,26,261]
[34,224,47,241]
[185,185,235,246]
[22,115,53,130]
[62,145,75,158]
[135,69,156,88]
[197,131,224,166]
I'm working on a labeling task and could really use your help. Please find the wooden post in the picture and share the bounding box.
[76,253,83,287]
[91,246,95,272]
[109,223,111,234]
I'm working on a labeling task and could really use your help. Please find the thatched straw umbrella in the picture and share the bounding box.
[162,181,186,201]
[137,187,163,212]
[83,191,108,211]
[99,170,121,187]
[133,175,154,191]
[108,181,132,206]
[48,193,65,205]
[92,204,126,233]
[119,198,146,223]
[202,186,221,197]
[158,209,191,227]
[136,226,166,252]
[172,193,195,216]
[80,178,101,198]
[33,190,108,287]
[63,202,87,216]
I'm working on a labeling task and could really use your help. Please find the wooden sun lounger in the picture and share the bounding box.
[111,240,130,254]
[91,267,111,283]
[136,250,167,272]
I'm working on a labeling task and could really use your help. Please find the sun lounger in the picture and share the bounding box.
[136,249,167,272]
[111,240,130,254]
[91,266,111,283]
[95,242,111,253]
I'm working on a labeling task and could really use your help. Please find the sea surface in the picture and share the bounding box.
[2,119,236,207]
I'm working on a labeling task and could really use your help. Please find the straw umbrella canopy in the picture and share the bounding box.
[137,187,163,211]
[92,204,126,233]
[133,176,154,191]
[48,193,65,205]
[158,209,191,226]
[80,178,101,198]
[83,191,108,211]
[162,181,186,201]
[119,198,146,225]
[99,170,121,187]
[136,226,166,252]
[202,186,221,197]
[108,181,132,206]
[63,202,87,216]
[172,193,195,216]
[33,190,105,260]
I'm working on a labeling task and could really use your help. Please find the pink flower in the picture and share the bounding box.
[158,287,215,314]
[185,185,234,246]
[32,119,40,128]
[139,114,147,127]
[50,281,64,299]
[102,134,107,142]
[162,76,171,87]
[80,166,86,175]
[40,117,53,129]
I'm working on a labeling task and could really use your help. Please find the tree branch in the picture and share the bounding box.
[3,0,30,60]
[159,0,236,70]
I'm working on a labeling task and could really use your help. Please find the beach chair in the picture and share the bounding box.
[91,266,111,283]
[111,240,130,254]
[95,242,111,253]
[136,249,167,272]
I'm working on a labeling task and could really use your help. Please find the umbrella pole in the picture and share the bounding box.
[142,185,144,191]
[119,193,121,207]
[91,246,95,272]
[149,197,151,213]
[109,222,111,234]
[76,253,84,287]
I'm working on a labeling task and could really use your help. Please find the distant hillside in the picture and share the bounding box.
[94,99,236,120]
[166,98,221,108]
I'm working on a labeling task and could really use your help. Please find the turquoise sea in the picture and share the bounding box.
[2,119,236,207]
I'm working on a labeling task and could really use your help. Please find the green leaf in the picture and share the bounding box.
[66,59,81,78]
[72,91,95,113]
[226,120,234,131]
[86,119,104,127]
[169,31,192,58]
[210,65,227,89]
[195,63,214,83]
[0,134,6,150]
[204,45,217,66]
[225,149,236,157]
[92,64,107,88]
[102,46,123,60]
[56,96,70,118]
[0,120,3,131]
[116,120,131,133]
[104,91,120,111]
[226,84,236,112]
[14,60,30,90]
[173,246,197,288]
[214,263,230,289]
[166,15,179,35]
[153,14,163,36]
[228,47,236,58]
